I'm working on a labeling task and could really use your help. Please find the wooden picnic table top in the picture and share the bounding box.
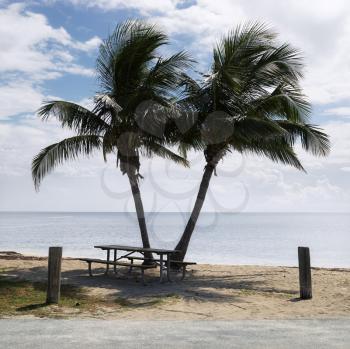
[94,244,179,254]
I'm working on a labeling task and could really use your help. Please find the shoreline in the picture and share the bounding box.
[1,251,350,271]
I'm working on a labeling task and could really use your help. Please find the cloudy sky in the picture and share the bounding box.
[0,0,349,213]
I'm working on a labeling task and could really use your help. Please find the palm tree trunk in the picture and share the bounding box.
[127,173,154,262]
[172,164,215,263]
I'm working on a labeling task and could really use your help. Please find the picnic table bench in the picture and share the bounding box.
[78,258,157,284]
[126,256,196,280]
[79,245,192,284]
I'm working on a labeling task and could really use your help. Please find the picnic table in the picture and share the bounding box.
[94,244,179,283]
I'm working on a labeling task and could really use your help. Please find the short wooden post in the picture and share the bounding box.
[46,247,62,304]
[298,246,312,299]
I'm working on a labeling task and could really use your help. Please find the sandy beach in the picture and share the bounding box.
[1,252,349,320]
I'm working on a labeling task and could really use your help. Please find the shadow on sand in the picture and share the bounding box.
[2,262,298,306]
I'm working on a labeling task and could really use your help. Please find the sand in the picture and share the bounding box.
[1,252,349,319]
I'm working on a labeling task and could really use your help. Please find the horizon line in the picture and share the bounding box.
[0,210,348,214]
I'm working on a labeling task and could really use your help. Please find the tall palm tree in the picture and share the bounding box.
[32,21,191,261]
[172,22,330,263]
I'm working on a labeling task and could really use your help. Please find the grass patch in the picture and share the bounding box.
[0,275,182,318]
[0,276,104,317]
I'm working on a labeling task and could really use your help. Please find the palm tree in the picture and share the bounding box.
[172,22,330,263]
[32,21,191,261]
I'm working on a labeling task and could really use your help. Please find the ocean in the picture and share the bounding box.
[0,212,349,268]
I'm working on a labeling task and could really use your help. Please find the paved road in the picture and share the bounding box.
[0,319,349,348]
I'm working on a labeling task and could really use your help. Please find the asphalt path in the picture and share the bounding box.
[0,319,349,348]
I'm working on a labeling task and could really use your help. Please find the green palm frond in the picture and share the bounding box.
[214,22,275,70]
[93,94,123,126]
[235,137,305,171]
[38,101,109,135]
[248,84,311,122]
[177,21,328,173]
[34,20,194,190]
[247,43,304,88]
[232,116,288,140]
[32,135,102,190]
[212,22,276,91]
[143,52,193,93]
[278,121,330,156]
[177,139,204,158]
[178,73,201,97]
[94,94,123,112]
[141,142,189,167]
[96,20,167,98]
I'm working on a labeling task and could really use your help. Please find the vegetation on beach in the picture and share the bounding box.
[32,20,330,263]
[3,262,349,320]
[172,22,330,262]
[0,275,180,318]
[0,273,294,318]
[0,276,91,317]
[32,21,192,260]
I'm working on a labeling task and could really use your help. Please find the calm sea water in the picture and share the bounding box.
[0,212,349,267]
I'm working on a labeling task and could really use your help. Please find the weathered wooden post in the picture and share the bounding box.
[46,247,62,304]
[298,246,312,299]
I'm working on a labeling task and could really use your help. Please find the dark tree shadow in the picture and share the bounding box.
[289,297,310,302]
[16,303,48,312]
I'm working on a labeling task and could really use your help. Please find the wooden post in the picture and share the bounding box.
[298,246,312,299]
[46,247,62,304]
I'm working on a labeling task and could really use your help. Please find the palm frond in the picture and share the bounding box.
[143,51,193,93]
[96,20,167,98]
[235,138,305,171]
[247,43,304,88]
[213,22,276,90]
[38,101,109,135]
[94,94,123,112]
[32,135,102,190]
[248,84,311,122]
[278,121,330,156]
[233,116,288,140]
[141,142,189,167]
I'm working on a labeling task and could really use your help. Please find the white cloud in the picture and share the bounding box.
[66,0,350,106]
[206,119,350,212]
[0,115,102,178]
[0,82,44,119]
[324,107,350,118]
[0,3,101,119]
[68,0,174,14]
[156,0,350,106]
[72,36,102,51]
[0,3,100,76]
[316,122,350,166]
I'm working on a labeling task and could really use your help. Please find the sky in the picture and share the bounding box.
[0,0,349,213]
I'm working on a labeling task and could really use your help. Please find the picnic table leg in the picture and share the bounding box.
[128,258,134,274]
[105,249,110,275]
[113,249,117,274]
[159,254,164,283]
[166,253,172,282]
[141,269,145,286]
[88,261,93,277]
